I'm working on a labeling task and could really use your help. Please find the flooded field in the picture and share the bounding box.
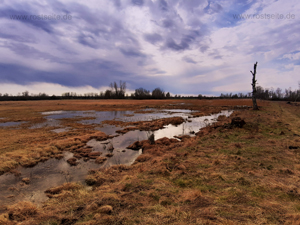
[0,105,233,207]
[2,100,298,224]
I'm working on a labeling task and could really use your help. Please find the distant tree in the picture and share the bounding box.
[275,88,282,100]
[119,80,126,97]
[110,80,126,98]
[238,93,245,98]
[152,87,165,99]
[39,93,48,97]
[134,88,151,99]
[62,92,70,97]
[22,90,29,97]
[250,62,259,110]
[198,94,203,99]
[166,92,171,98]
[104,90,112,98]
[232,94,238,98]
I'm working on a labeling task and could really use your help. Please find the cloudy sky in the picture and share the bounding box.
[0,0,299,96]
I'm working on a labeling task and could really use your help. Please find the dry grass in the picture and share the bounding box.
[0,99,263,175]
[2,99,300,224]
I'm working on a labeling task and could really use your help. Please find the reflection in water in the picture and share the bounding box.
[0,147,141,207]
[0,110,233,208]
[154,110,233,139]
[95,125,120,135]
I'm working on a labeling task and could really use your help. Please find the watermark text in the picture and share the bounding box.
[233,13,295,20]
[10,14,72,21]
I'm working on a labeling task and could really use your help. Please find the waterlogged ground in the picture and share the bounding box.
[0,109,194,128]
[0,107,233,207]
[5,100,300,224]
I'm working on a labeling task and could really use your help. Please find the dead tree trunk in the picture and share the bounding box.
[250,62,259,110]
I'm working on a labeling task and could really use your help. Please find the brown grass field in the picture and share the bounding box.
[0,99,300,224]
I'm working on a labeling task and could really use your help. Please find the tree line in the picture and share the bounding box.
[0,80,299,101]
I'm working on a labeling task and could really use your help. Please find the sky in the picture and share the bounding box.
[0,0,299,96]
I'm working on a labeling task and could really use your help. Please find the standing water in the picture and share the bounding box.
[0,109,233,208]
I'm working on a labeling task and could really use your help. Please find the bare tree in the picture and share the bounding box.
[275,87,282,99]
[109,80,126,98]
[119,80,126,98]
[250,62,259,110]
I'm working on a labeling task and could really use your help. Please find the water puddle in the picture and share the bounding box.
[162,109,194,113]
[41,111,67,115]
[0,121,24,127]
[0,109,233,208]
[30,119,61,129]
[95,125,121,135]
[32,110,195,128]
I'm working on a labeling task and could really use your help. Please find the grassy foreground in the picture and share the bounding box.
[1,100,300,224]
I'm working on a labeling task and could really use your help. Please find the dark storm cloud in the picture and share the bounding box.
[159,0,168,11]
[0,63,80,86]
[77,34,99,49]
[0,0,215,90]
[119,48,146,58]
[0,0,231,90]
[0,32,37,43]
[73,59,132,83]
[0,0,150,88]
[200,45,209,53]
[67,5,140,50]
[1,0,297,95]
[162,18,174,28]
[5,42,63,62]
[0,58,132,87]
[67,2,99,25]
[182,56,197,64]
[131,0,144,7]
[182,30,201,44]
[148,68,166,74]
[144,33,163,44]
[164,29,202,51]
[165,38,189,51]
[0,7,55,33]
[112,0,121,8]
[208,50,223,60]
